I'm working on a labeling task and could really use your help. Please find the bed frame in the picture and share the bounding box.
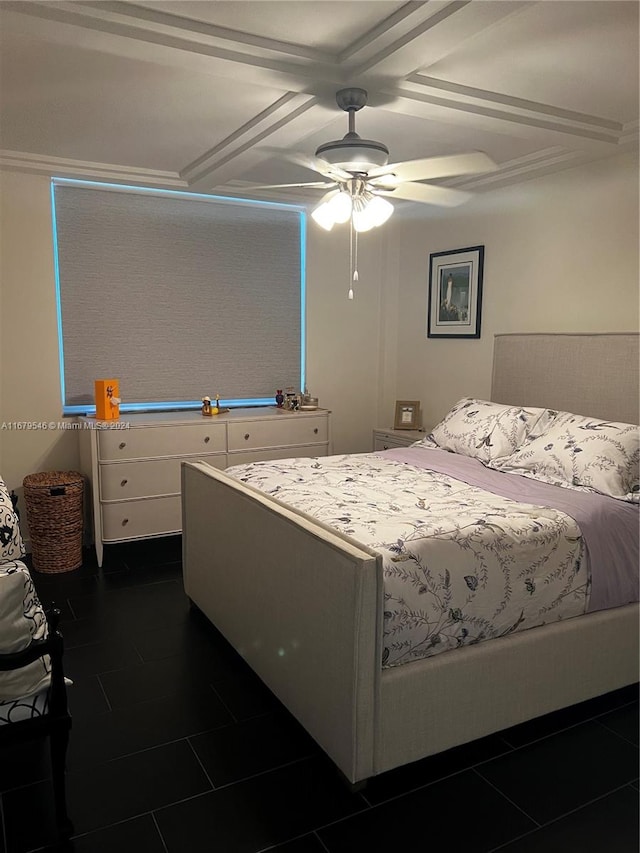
[182,332,639,784]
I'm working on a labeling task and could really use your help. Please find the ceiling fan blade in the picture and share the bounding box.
[239,181,337,190]
[375,182,472,207]
[283,152,353,181]
[368,152,497,183]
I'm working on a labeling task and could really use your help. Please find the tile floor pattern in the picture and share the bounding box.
[0,537,637,853]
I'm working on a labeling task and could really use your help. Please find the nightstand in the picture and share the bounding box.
[373,427,427,451]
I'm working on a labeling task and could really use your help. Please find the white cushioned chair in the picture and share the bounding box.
[0,479,73,842]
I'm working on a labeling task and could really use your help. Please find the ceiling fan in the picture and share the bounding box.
[251,87,498,233]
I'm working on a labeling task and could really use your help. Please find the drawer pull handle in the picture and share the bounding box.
[120,479,128,487]
[244,433,250,440]
[383,444,389,450]
[313,428,318,434]
[119,442,126,450]
[122,518,129,526]
[204,436,210,443]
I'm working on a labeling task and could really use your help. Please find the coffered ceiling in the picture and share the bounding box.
[0,1,637,206]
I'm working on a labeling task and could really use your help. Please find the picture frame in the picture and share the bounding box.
[427,245,484,339]
[394,400,421,430]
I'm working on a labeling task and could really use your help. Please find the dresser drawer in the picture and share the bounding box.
[101,496,182,541]
[98,422,226,460]
[373,428,425,451]
[80,408,331,566]
[374,436,412,451]
[227,416,327,452]
[227,443,328,468]
[100,454,226,500]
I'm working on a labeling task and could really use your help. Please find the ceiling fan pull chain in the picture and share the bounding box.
[353,228,359,282]
[348,219,355,299]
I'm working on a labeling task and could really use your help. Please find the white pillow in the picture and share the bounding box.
[491,411,640,502]
[0,562,51,701]
[0,479,24,562]
[427,398,548,463]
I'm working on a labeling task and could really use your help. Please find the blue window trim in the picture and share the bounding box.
[52,178,307,416]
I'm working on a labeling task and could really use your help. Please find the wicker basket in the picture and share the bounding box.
[23,471,84,574]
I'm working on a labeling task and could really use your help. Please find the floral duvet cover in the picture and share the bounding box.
[225,452,588,668]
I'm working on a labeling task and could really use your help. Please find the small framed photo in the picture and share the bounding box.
[427,245,484,339]
[394,400,421,430]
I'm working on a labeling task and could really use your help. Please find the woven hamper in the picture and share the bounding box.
[23,471,84,573]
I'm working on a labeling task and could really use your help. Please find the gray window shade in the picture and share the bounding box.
[53,183,303,411]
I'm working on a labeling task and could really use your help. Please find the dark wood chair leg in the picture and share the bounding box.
[50,722,73,839]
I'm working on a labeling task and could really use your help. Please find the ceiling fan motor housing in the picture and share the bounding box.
[316,87,390,173]
[315,135,389,173]
[335,87,368,112]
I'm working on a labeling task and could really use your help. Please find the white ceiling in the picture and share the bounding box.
[0,0,637,206]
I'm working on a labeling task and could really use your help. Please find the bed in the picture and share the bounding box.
[182,332,639,785]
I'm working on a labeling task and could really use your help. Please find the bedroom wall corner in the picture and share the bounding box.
[305,225,386,453]
[0,172,3,473]
[0,170,80,536]
[374,227,401,435]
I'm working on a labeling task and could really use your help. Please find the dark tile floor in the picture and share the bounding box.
[1,537,638,853]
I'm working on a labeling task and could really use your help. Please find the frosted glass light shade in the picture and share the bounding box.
[327,191,352,223]
[352,195,374,232]
[311,202,335,231]
[366,195,393,227]
[312,190,393,232]
[352,208,375,232]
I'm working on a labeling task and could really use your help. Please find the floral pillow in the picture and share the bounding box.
[491,411,640,502]
[0,479,25,562]
[0,562,50,701]
[425,398,549,464]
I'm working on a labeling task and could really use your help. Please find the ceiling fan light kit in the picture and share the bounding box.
[327,190,353,224]
[311,178,394,234]
[261,87,498,299]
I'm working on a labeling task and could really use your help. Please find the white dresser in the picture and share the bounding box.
[78,408,331,566]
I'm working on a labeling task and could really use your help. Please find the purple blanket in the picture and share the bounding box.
[377,447,639,613]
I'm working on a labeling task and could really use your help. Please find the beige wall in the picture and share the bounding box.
[1,151,638,515]
[305,223,386,454]
[0,171,385,513]
[386,151,639,430]
[0,171,80,502]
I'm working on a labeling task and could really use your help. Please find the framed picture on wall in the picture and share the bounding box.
[427,245,484,339]
[394,400,421,430]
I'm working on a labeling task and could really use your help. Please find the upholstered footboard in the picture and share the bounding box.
[182,460,639,784]
[181,460,384,783]
[375,601,639,775]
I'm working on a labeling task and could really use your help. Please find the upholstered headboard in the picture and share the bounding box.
[491,332,639,424]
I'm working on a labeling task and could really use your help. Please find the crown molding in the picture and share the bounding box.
[396,75,623,144]
[1,1,635,198]
[2,1,533,98]
[9,1,334,63]
[447,148,587,191]
[0,151,186,188]
[347,0,471,78]
[344,1,537,83]
[1,1,342,92]
[337,1,430,65]
[619,120,639,147]
[181,93,319,188]
[91,1,332,62]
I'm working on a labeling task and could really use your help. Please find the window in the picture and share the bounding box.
[52,180,305,414]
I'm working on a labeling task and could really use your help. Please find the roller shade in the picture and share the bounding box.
[53,182,304,412]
